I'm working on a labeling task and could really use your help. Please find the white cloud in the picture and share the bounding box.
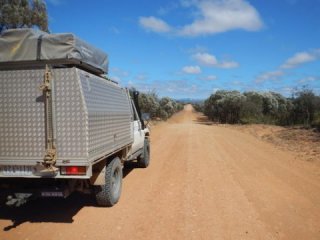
[139,16,172,33]
[217,61,240,69]
[179,0,264,36]
[193,52,218,65]
[139,0,263,37]
[200,75,217,81]
[255,49,320,84]
[281,50,320,69]
[193,52,239,68]
[298,76,319,84]
[254,49,320,84]
[255,70,284,83]
[182,65,202,74]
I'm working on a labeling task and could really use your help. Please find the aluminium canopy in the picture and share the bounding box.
[0,28,108,74]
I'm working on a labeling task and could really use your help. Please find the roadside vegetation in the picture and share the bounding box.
[0,0,48,33]
[131,89,184,120]
[193,87,320,130]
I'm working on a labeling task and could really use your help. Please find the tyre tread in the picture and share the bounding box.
[95,157,122,207]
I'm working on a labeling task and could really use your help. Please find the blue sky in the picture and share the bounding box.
[47,0,320,99]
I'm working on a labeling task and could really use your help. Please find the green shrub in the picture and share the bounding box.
[130,88,183,121]
[202,87,319,127]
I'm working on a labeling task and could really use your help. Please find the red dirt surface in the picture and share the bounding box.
[1,105,320,239]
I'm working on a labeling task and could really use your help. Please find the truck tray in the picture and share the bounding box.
[0,67,133,177]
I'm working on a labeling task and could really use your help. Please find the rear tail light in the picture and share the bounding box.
[60,166,86,175]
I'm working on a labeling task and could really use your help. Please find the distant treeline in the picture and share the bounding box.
[131,89,184,120]
[193,88,320,129]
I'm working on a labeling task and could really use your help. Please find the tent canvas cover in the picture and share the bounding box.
[0,28,108,74]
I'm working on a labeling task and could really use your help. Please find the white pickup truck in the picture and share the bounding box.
[0,28,150,207]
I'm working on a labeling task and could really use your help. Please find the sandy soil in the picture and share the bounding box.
[1,105,320,240]
[226,124,320,163]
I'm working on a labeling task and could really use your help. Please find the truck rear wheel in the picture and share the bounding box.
[95,157,122,207]
[138,138,150,168]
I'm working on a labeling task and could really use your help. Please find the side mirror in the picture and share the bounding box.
[142,113,150,121]
[142,113,151,127]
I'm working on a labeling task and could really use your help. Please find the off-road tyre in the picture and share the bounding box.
[138,138,150,168]
[95,157,122,207]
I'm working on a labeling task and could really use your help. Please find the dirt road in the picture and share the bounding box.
[1,105,320,239]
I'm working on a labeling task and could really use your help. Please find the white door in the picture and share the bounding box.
[131,104,144,154]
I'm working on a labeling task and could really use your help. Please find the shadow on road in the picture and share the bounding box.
[193,115,214,125]
[0,165,135,231]
[123,162,136,177]
[0,193,95,231]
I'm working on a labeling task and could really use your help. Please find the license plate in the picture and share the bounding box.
[41,192,64,197]
[0,165,34,176]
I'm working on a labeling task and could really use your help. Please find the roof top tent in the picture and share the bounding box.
[0,29,133,178]
[0,28,108,75]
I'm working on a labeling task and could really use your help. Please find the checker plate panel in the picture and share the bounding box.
[0,67,133,166]
[78,69,133,158]
[0,69,46,160]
